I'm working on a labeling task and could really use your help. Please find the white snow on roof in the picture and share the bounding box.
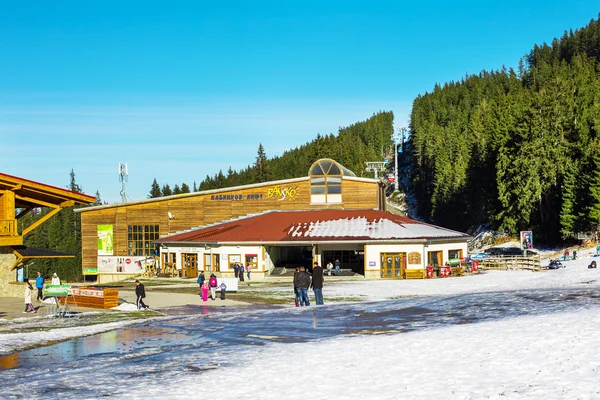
[287,217,463,239]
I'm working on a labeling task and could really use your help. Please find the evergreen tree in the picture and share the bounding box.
[162,184,172,196]
[149,178,162,198]
[172,184,182,195]
[254,143,269,183]
[181,183,190,193]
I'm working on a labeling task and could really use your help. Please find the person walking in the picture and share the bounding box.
[23,278,36,313]
[294,267,311,306]
[197,271,206,296]
[334,259,341,276]
[246,263,252,280]
[35,272,44,302]
[51,273,61,286]
[208,273,218,300]
[234,263,239,279]
[311,262,324,305]
[293,267,300,307]
[239,266,245,282]
[135,280,148,310]
[326,261,333,276]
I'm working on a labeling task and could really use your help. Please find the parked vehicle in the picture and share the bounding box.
[469,253,487,261]
[547,259,565,269]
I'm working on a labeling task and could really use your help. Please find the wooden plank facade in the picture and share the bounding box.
[78,167,383,279]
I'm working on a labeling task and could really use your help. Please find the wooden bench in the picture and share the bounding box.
[404,269,425,279]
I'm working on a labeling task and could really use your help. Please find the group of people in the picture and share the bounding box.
[326,259,341,276]
[293,262,325,306]
[233,262,251,281]
[23,271,61,314]
[197,271,227,301]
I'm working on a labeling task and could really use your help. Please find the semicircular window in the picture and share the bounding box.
[309,159,342,204]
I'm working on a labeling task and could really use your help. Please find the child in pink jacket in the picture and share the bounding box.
[201,282,209,302]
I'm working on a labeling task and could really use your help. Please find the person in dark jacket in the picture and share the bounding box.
[293,267,300,307]
[135,280,148,310]
[197,272,205,296]
[311,262,324,305]
[293,267,311,306]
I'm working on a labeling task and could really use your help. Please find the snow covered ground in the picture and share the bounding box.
[1,248,600,399]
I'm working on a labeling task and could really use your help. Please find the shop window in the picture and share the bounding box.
[427,251,443,267]
[228,254,242,270]
[309,159,343,204]
[128,224,160,256]
[448,249,463,260]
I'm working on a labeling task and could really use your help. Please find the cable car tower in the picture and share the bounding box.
[118,162,129,203]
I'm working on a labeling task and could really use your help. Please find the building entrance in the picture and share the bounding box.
[380,253,406,279]
[322,250,364,275]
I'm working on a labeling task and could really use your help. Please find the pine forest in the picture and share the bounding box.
[408,16,600,244]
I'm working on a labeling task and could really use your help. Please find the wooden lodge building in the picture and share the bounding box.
[75,159,470,282]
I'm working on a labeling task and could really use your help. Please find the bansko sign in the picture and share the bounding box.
[211,185,298,201]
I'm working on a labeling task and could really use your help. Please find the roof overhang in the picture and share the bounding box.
[0,172,95,209]
[10,246,75,271]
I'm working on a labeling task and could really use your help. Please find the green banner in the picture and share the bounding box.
[83,267,98,275]
[97,224,114,255]
[43,284,71,296]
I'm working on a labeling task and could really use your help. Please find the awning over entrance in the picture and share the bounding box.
[10,246,75,270]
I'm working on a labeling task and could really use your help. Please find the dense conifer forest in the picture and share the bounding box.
[408,15,600,244]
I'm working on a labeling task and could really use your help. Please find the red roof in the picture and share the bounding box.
[155,209,469,244]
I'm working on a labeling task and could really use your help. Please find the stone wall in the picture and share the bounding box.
[0,248,22,298]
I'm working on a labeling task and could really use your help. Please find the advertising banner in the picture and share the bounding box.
[98,256,147,274]
[97,224,114,255]
[520,231,533,250]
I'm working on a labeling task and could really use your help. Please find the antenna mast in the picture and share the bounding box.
[118,162,129,203]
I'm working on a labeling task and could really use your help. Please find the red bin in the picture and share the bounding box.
[426,266,433,278]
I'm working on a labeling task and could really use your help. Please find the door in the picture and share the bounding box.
[182,253,198,278]
[212,254,220,272]
[204,253,220,272]
[380,253,406,279]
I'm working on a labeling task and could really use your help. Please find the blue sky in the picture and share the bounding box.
[1,1,598,203]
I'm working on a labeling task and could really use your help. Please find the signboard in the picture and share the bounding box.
[83,267,98,275]
[210,185,298,201]
[210,185,299,202]
[97,224,114,255]
[368,261,377,266]
[98,256,147,274]
[43,284,71,297]
[520,231,533,250]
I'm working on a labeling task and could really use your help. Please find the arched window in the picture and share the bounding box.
[309,159,347,204]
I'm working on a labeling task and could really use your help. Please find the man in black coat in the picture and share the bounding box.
[135,280,148,310]
[311,262,324,305]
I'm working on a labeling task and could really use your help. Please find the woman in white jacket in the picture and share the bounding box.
[24,279,36,313]
[51,273,60,285]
